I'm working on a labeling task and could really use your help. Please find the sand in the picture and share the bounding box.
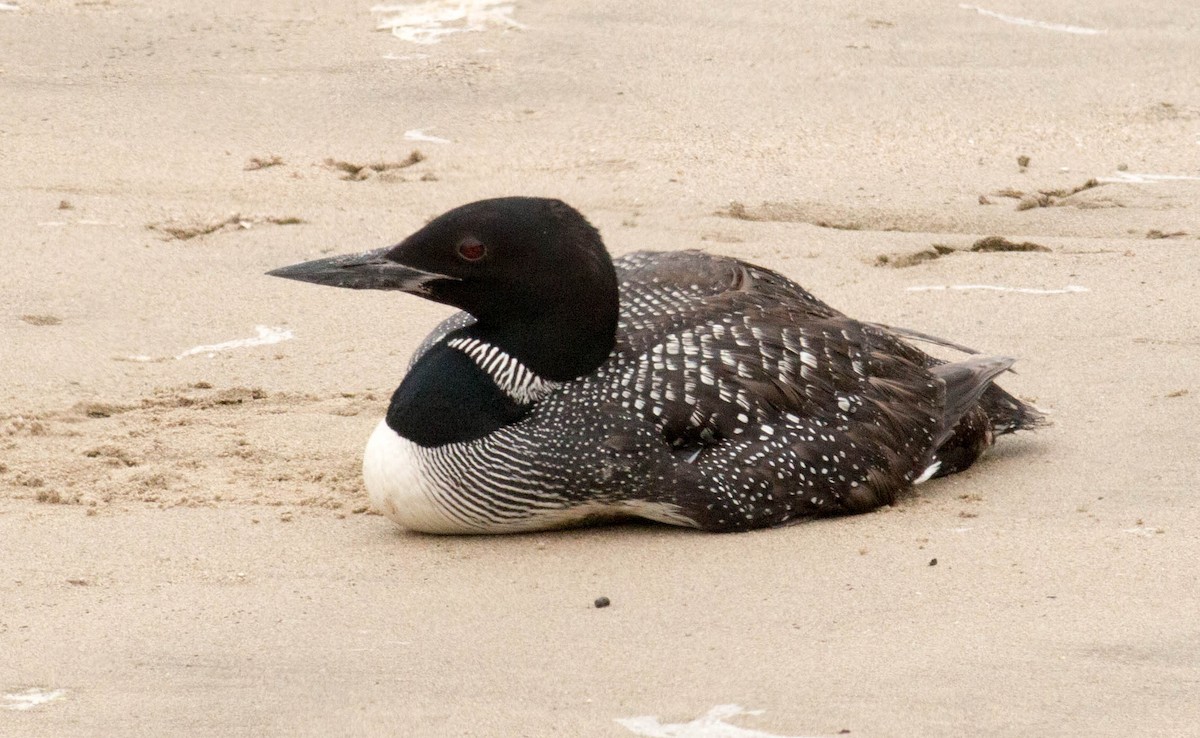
[2,1,1199,735]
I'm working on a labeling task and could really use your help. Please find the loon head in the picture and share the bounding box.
[268,197,620,380]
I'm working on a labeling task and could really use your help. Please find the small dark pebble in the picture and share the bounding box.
[594,596,611,608]
[929,558,938,567]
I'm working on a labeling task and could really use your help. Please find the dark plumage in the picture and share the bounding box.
[269,197,1043,533]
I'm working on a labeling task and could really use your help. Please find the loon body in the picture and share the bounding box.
[270,197,1042,533]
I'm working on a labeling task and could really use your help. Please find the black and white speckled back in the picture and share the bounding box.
[392,249,1036,532]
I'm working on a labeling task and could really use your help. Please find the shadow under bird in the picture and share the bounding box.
[268,197,1043,534]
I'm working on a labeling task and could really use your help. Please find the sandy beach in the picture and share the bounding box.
[2,1,1199,735]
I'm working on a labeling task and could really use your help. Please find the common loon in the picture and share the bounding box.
[269,197,1043,534]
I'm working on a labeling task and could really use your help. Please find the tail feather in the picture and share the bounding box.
[921,356,1046,480]
[979,382,1048,435]
[929,355,1016,449]
[880,321,1047,436]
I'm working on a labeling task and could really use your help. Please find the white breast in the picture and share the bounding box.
[362,419,479,534]
[362,418,695,534]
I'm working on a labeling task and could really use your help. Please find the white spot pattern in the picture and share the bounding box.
[366,249,1022,533]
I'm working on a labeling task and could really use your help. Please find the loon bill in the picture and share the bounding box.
[268,197,1044,534]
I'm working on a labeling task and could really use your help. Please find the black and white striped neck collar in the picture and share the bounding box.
[446,336,563,405]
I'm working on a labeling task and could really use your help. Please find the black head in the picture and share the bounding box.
[268,197,620,380]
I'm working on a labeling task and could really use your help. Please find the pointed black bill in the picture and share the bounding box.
[266,246,455,294]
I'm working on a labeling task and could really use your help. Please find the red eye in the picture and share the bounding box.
[457,237,486,262]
